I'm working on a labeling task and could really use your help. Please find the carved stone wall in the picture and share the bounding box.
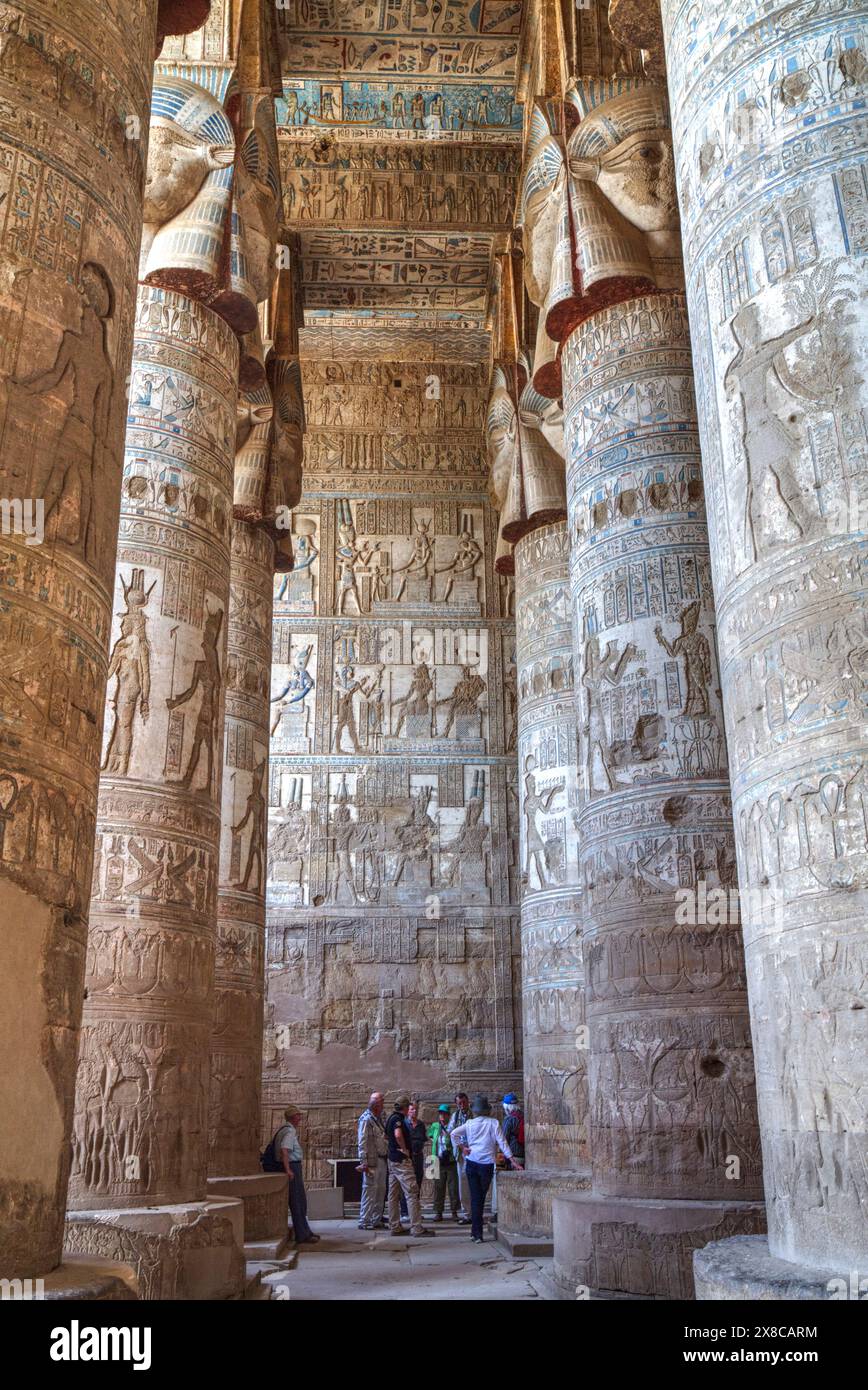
[0,0,161,1280]
[264,356,522,1178]
[514,523,586,1173]
[661,0,868,1279]
[68,286,239,1211]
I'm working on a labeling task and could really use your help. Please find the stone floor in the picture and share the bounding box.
[261,1219,554,1301]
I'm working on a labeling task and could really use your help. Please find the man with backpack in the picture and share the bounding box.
[263,1104,320,1245]
[502,1092,525,1162]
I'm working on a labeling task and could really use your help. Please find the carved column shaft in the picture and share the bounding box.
[662,0,868,1283]
[566,293,762,1206]
[554,287,766,1298]
[68,285,238,1212]
[0,0,160,1279]
[210,519,274,1178]
[486,351,589,1242]
[515,523,587,1175]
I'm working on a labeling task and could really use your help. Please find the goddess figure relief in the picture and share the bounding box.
[102,569,156,776]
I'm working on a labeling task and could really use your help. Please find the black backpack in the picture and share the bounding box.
[260,1125,289,1173]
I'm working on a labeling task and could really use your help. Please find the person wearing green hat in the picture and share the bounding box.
[428,1104,460,1221]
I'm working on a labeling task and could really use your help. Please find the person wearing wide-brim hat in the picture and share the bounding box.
[277,1104,320,1245]
[449,1094,523,1243]
[427,1103,460,1221]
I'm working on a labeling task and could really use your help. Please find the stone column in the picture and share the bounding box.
[64,283,246,1300]
[660,0,868,1299]
[206,513,288,1252]
[63,61,283,1298]
[529,82,765,1298]
[205,339,304,1252]
[485,366,590,1252]
[509,520,589,1245]
[0,0,207,1291]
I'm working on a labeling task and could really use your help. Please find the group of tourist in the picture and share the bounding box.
[266,1091,525,1247]
[358,1090,525,1243]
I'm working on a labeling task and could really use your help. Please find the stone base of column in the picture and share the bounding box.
[206,1174,289,1255]
[64,1198,246,1301]
[551,1193,766,1300]
[496,1168,591,1253]
[36,1257,139,1301]
[694,1234,856,1302]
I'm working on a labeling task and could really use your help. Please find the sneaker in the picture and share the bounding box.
[472,1236,483,1244]
[457,1216,471,1225]
[431,1214,443,1222]
[412,1229,436,1238]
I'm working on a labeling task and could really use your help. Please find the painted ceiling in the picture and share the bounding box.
[275,0,525,345]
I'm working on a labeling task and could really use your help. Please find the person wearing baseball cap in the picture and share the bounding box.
[384,1095,434,1238]
[502,1093,525,1163]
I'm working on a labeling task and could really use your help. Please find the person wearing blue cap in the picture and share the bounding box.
[502,1093,525,1164]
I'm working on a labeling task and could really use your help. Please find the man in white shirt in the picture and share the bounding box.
[450,1094,523,1242]
[446,1090,473,1224]
[278,1104,320,1245]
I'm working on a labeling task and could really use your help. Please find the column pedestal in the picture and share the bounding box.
[552,1193,766,1300]
[206,1175,289,1257]
[693,1236,846,1303]
[65,1197,245,1302]
[497,1169,591,1255]
[21,1258,139,1302]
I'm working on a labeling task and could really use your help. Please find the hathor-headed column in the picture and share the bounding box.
[65,70,269,1300]
[0,0,209,1290]
[659,0,868,1298]
[529,78,765,1298]
[207,255,305,1252]
[485,339,590,1250]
